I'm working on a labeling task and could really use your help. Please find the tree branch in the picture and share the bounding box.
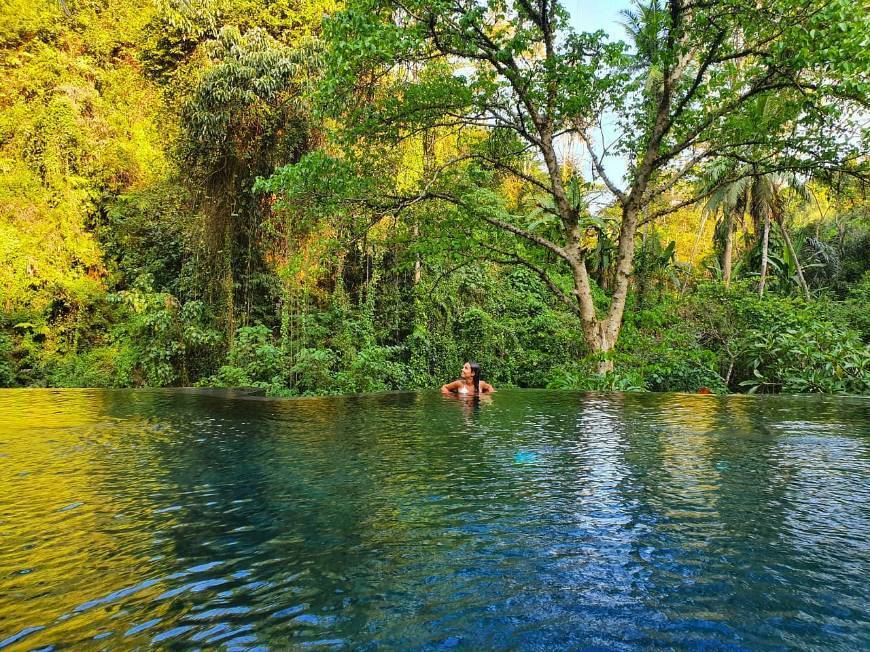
[577,130,627,202]
[427,191,570,261]
[457,227,581,318]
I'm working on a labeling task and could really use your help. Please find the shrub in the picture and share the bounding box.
[827,271,870,343]
[737,321,870,394]
[210,324,288,389]
[289,348,337,395]
[546,362,646,392]
[687,282,870,394]
[45,345,136,388]
[0,333,15,387]
[335,345,407,394]
[616,294,728,393]
[113,276,222,386]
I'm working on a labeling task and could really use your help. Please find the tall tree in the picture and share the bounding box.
[706,169,812,298]
[265,0,868,371]
[178,25,310,339]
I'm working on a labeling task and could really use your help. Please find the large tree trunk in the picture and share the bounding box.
[566,205,640,375]
[722,209,734,288]
[758,213,770,297]
[602,205,639,346]
[567,253,612,373]
[776,215,810,300]
[536,122,625,374]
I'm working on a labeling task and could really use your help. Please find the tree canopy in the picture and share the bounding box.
[0,0,868,393]
[264,0,867,370]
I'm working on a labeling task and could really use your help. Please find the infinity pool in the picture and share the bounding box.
[0,389,868,649]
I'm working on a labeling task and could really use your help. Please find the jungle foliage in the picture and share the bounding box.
[0,0,868,395]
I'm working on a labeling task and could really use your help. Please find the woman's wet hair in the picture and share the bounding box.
[469,361,481,394]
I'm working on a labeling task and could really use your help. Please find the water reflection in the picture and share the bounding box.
[0,389,868,650]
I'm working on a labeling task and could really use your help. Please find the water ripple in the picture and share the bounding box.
[0,389,868,650]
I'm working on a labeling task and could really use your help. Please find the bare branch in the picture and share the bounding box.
[652,77,796,167]
[641,168,743,223]
[644,147,716,202]
[663,30,726,136]
[577,130,627,202]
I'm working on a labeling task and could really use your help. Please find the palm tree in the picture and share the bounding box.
[704,168,811,299]
[702,183,747,288]
[620,0,667,73]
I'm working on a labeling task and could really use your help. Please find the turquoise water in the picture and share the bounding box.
[0,389,868,650]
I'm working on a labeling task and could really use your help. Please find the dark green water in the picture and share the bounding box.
[0,389,868,650]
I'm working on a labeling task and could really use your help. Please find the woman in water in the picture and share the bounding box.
[441,361,495,395]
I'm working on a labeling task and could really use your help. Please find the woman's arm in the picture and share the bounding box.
[480,382,496,393]
[441,380,462,393]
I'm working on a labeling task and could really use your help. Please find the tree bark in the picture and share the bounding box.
[567,253,599,344]
[758,213,770,297]
[564,205,641,375]
[601,204,640,349]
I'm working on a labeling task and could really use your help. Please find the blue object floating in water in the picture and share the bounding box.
[514,451,537,464]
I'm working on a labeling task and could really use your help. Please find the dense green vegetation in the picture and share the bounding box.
[1,0,868,395]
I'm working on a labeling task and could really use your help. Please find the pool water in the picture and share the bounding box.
[0,389,868,650]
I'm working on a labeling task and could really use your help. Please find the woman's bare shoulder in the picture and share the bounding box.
[441,380,462,392]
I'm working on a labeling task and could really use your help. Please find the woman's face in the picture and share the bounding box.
[461,362,472,379]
